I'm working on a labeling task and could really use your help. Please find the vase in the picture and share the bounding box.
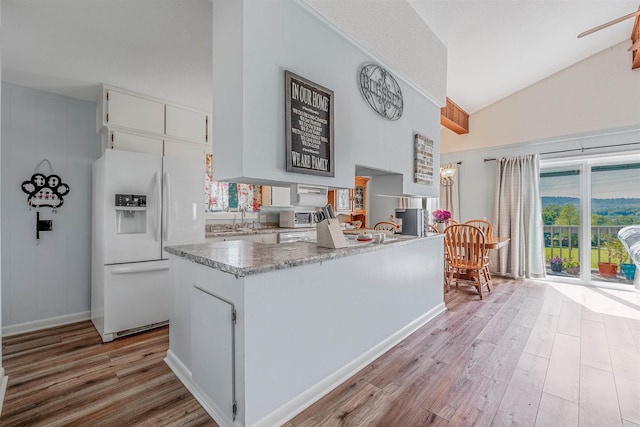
[435,222,446,233]
[621,263,636,281]
[566,267,579,275]
[598,262,618,278]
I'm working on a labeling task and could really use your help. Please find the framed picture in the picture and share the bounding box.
[414,133,434,185]
[285,70,334,177]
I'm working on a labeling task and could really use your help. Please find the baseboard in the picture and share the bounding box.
[0,367,8,416]
[254,302,447,427]
[2,311,91,337]
[165,350,235,427]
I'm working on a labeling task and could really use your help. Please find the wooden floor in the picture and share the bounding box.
[1,323,217,426]
[2,278,639,426]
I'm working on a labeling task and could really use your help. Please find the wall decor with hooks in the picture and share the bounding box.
[21,159,70,242]
[21,159,70,213]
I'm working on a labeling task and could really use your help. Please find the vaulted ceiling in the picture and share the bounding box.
[3,1,638,115]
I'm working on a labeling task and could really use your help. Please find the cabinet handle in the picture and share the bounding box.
[205,116,209,142]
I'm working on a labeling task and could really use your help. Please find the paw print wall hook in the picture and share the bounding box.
[21,160,70,210]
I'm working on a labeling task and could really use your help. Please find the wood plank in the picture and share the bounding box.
[523,312,559,358]
[609,343,640,425]
[557,301,582,337]
[543,333,581,402]
[580,319,612,372]
[535,392,579,427]
[0,324,216,427]
[492,352,548,426]
[579,365,623,427]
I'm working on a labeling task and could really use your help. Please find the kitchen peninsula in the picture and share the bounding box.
[164,234,445,427]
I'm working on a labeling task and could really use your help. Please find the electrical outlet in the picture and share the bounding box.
[260,215,267,223]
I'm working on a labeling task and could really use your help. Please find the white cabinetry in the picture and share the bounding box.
[97,86,165,134]
[205,233,278,244]
[96,84,212,151]
[166,104,209,143]
[104,129,210,162]
[191,286,236,421]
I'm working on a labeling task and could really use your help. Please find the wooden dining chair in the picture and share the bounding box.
[464,219,493,287]
[464,219,493,237]
[444,224,491,299]
[373,221,400,233]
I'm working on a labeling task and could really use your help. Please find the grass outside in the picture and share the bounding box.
[545,247,624,269]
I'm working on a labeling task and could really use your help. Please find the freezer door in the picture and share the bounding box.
[162,156,205,255]
[102,261,169,337]
[103,149,163,264]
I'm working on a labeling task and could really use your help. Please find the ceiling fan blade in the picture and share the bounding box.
[629,38,640,52]
[578,9,640,38]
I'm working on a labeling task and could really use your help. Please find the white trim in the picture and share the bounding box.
[165,350,236,427]
[2,311,90,337]
[253,303,447,427]
[0,368,7,416]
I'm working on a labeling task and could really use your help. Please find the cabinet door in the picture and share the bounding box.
[336,188,351,212]
[191,286,235,421]
[163,139,208,161]
[106,89,165,134]
[165,104,209,143]
[271,186,291,206]
[110,130,163,156]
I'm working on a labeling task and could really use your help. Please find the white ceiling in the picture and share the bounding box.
[409,0,640,113]
[2,0,638,114]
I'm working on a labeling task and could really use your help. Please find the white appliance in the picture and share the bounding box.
[92,149,204,342]
[279,210,317,228]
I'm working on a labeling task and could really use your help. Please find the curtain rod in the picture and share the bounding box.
[483,141,640,162]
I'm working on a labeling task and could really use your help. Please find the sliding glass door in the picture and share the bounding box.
[541,155,640,287]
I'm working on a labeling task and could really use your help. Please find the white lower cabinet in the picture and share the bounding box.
[191,285,236,421]
[205,233,278,244]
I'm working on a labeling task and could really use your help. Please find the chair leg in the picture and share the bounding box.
[474,272,483,300]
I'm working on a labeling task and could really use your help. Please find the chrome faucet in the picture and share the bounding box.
[240,207,247,228]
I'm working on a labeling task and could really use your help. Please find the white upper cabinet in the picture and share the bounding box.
[102,89,165,135]
[96,84,212,146]
[165,105,209,143]
[107,130,164,156]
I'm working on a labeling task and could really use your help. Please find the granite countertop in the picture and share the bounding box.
[166,233,444,277]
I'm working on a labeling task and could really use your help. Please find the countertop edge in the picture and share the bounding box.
[166,233,443,277]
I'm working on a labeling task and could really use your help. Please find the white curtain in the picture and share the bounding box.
[439,163,460,222]
[492,155,546,278]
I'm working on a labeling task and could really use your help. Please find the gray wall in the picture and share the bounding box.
[1,83,101,331]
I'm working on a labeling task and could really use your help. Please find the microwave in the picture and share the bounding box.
[280,210,316,228]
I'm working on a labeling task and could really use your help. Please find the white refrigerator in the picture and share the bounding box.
[92,149,204,342]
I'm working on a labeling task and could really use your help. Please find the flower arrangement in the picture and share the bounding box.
[565,260,579,268]
[549,256,564,272]
[432,209,451,223]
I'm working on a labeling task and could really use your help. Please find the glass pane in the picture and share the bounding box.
[540,166,581,278]
[591,163,640,284]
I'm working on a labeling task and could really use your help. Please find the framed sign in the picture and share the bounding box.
[414,133,434,185]
[285,70,334,177]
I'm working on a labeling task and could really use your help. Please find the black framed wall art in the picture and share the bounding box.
[285,70,335,177]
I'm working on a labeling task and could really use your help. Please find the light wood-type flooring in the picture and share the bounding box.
[2,278,639,426]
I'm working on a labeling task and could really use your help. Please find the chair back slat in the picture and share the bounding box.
[464,219,493,238]
[444,224,487,269]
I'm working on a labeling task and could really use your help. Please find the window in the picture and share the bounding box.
[540,154,640,287]
[205,154,262,212]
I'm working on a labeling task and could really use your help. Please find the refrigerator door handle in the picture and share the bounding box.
[111,264,170,274]
[162,171,171,241]
[153,171,161,242]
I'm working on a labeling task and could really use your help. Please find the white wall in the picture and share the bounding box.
[1,84,101,332]
[212,0,445,197]
[441,41,640,154]
[440,40,640,223]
